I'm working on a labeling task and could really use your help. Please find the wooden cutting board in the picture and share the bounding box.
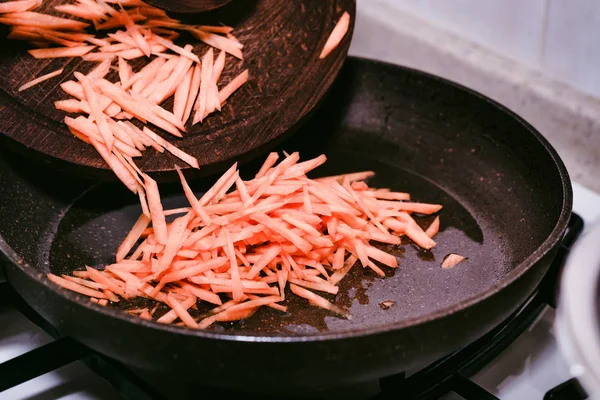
[0,0,354,181]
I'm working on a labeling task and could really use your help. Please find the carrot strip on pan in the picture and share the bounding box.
[290,284,349,318]
[48,273,109,299]
[442,254,466,269]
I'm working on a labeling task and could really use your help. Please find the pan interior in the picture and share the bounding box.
[47,150,509,335]
[0,59,567,337]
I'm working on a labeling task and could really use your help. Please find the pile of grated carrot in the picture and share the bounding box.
[1,0,351,194]
[47,152,443,328]
[1,0,250,191]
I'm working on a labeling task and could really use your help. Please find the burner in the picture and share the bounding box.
[0,214,586,400]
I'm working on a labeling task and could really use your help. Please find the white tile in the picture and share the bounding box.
[367,0,547,66]
[367,0,431,17]
[424,0,547,66]
[541,0,600,99]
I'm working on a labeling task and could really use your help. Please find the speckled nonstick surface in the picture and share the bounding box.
[0,58,572,391]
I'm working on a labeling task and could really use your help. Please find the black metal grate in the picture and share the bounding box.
[0,214,588,400]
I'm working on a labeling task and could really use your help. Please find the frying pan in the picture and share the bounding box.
[0,57,572,391]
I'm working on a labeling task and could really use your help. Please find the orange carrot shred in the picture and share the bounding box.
[319,11,350,59]
[426,216,440,238]
[19,68,64,92]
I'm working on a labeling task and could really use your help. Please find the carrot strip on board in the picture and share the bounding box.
[82,52,117,62]
[54,4,100,20]
[319,11,350,59]
[77,73,114,151]
[193,48,213,124]
[152,34,200,62]
[152,48,194,104]
[87,59,112,79]
[28,45,95,59]
[0,12,90,30]
[197,25,233,34]
[118,56,133,86]
[173,67,192,121]
[212,50,226,83]
[39,31,82,47]
[189,29,243,59]
[141,127,198,169]
[116,214,151,262]
[218,69,248,104]
[18,68,64,92]
[183,63,201,124]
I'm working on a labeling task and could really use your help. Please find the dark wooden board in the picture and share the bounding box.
[144,0,233,14]
[0,0,355,181]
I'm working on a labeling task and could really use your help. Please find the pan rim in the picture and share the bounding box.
[0,57,573,343]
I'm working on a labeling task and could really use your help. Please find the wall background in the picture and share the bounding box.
[370,0,600,100]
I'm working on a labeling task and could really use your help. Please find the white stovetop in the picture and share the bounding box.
[1,181,598,400]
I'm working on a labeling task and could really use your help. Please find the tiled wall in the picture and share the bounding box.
[376,0,600,99]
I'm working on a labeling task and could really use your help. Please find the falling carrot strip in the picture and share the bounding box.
[426,216,440,238]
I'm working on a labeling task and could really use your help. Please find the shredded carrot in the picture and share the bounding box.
[319,11,350,59]
[22,1,451,328]
[219,69,249,104]
[28,45,95,59]
[0,0,41,14]
[48,273,109,299]
[426,216,440,238]
[143,174,168,245]
[18,67,64,92]
[442,253,466,269]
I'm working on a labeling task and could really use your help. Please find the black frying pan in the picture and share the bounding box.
[0,58,572,392]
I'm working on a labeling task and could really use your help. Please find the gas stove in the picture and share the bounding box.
[0,181,598,400]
